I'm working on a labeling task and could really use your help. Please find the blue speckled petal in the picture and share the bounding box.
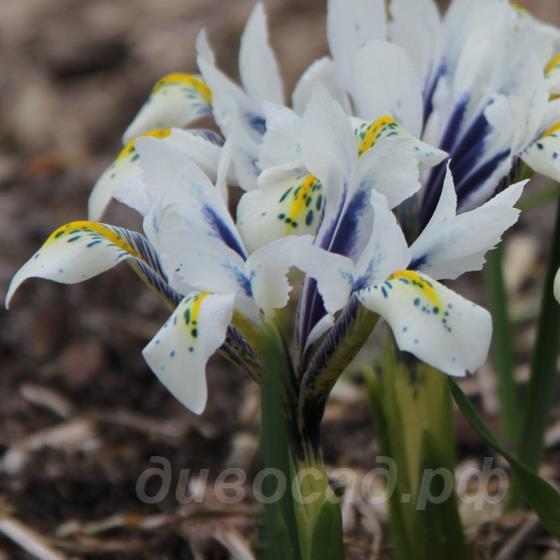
[357,270,492,376]
[143,291,235,414]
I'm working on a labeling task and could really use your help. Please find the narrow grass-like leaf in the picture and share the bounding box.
[450,379,560,539]
[484,245,520,445]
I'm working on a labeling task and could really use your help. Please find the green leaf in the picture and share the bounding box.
[413,432,467,560]
[309,499,345,560]
[450,380,560,539]
[484,245,520,445]
[258,324,302,560]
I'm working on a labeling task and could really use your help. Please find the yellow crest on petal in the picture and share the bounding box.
[387,270,443,312]
[45,221,141,259]
[356,115,399,156]
[541,122,560,139]
[153,73,212,105]
[115,128,172,164]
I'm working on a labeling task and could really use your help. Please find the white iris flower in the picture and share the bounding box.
[7,0,538,416]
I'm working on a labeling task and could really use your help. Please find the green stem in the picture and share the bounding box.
[484,245,520,446]
[510,195,560,507]
[259,323,302,560]
[259,322,344,560]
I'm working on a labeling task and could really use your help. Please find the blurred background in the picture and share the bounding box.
[0,1,559,558]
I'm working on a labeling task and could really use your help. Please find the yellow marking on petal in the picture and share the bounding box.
[115,128,172,163]
[388,270,442,310]
[183,292,210,338]
[542,122,560,138]
[284,175,321,231]
[153,72,212,105]
[511,2,528,13]
[191,292,209,323]
[545,53,560,75]
[45,221,141,259]
[357,115,398,156]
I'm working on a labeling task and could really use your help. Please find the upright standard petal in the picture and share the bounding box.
[143,291,235,414]
[353,41,424,137]
[122,73,212,143]
[389,0,442,87]
[555,267,560,304]
[411,166,526,280]
[6,222,153,308]
[357,271,492,376]
[327,0,387,92]
[300,86,358,215]
[292,57,351,115]
[239,3,284,105]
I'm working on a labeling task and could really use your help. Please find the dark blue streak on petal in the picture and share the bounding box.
[189,128,225,146]
[439,94,470,153]
[328,189,369,258]
[450,110,490,169]
[246,112,267,136]
[420,96,469,228]
[299,188,368,362]
[422,63,447,130]
[226,264,252,297]
[202,205,248,259]
[456,149,511,207]
[408,254,427,272]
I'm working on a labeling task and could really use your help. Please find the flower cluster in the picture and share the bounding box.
[7,0,558,418]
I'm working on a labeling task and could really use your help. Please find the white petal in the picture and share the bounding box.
[389,0,442,86]
[227,109,262,191]
[353,40,424,136]
[300,86,357,214]
[136,139,247,260]
[522,123,560,182]
[292,57,351,115]
[358,271,492,376]
[554,268,560,304]
[197,55,252,136]
[327,0,387,92]
[122,74,212,143]
[355,137,421,209]
[6,221,146,308]
[88,129,173,221]
[165,128,223,181]
[259,104,304,170]
[195,29,215,65]
[412,167,526,280]
[354,191,411,288]
[246,235,353,314]
[160,231,247,297]
[143,291,235,414]
[237,172,324,252]
[239,3,284,105]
